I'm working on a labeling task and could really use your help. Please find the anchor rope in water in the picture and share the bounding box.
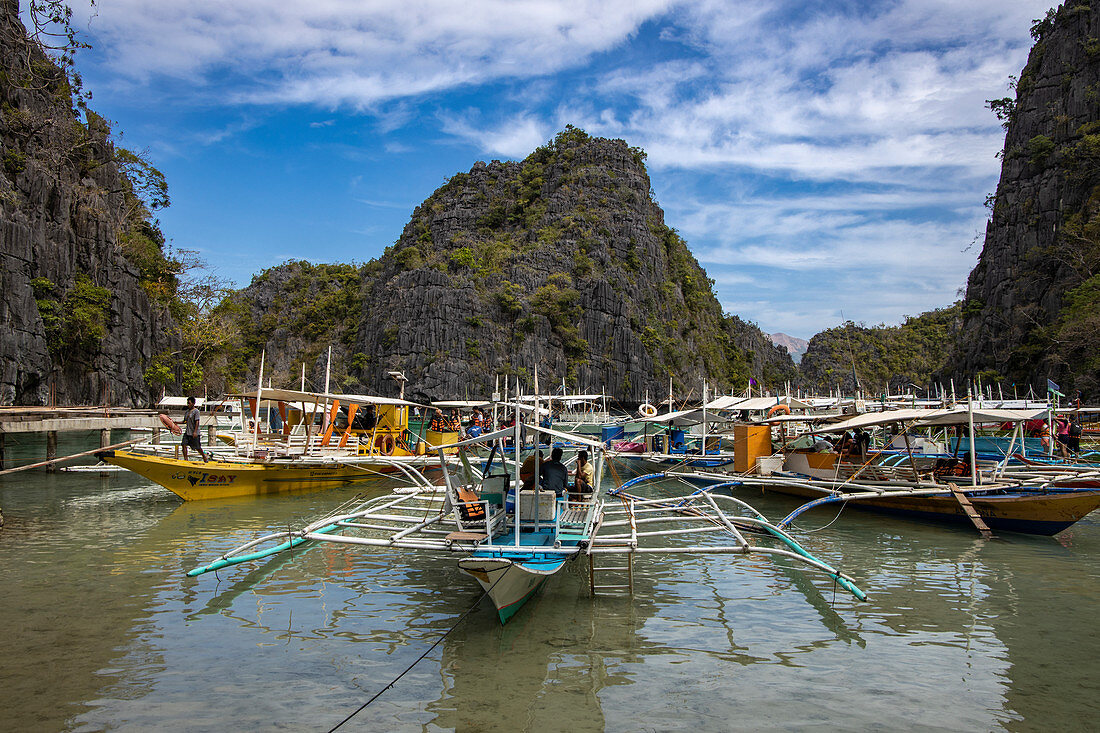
[326,564,511,733]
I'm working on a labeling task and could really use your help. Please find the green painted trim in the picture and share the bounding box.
[186,523,338,577]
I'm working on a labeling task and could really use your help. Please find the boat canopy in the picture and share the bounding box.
[915,407,1047,426]
[706,396,815,411]
[432,422,605,451]
[820,406,1049,433]
[159,396,205,407]
[431,400,492,409]
[228,387,426,409]
[639,408,704,426]
[816,408,936,432]
[517,393,605,402]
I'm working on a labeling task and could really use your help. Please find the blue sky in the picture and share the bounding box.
[65,0,1049,338]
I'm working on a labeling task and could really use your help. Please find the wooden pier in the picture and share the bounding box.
[0,406,171,471]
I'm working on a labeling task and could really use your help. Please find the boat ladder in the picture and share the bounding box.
[947,482,994,539]
[587,495,637,596]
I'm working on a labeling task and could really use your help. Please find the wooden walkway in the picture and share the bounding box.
[0,406,172,471]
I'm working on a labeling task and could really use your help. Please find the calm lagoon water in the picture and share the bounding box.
[1,431,1098,731]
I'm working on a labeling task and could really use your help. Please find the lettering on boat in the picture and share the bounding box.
[166,471,240,487]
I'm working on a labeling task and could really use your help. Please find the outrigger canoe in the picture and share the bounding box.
[95,449,444,501]
[188,419,867,624]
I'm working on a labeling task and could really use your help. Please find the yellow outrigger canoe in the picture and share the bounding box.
[96,449,446,501]
[101,386,461,501]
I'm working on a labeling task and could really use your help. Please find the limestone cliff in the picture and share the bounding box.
[0,0,176,405]
[228,129,795,402]
[954,3,1100,397]
[348,128,794,401]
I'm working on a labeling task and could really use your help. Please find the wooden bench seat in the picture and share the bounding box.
[445,531,488,543]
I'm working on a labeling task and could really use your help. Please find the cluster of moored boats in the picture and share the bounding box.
[97,378,1100,623]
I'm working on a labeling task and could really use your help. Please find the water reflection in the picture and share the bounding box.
[3,439,1098,731]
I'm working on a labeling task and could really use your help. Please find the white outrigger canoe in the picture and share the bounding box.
[188,422,866,623]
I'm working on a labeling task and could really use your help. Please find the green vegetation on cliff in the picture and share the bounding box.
[800,304,961,394]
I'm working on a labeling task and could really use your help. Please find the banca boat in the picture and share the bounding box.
[98,387,459,500]
[187,422,867,623]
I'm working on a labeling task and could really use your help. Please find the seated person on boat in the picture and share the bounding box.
[540,447,569,497]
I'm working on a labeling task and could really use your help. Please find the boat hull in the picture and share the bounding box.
[97,449,411,501]
[763,477,1100,536]
[458,553,570,623]
[776,451,1100,534]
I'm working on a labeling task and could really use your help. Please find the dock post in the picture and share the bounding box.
[152,426,161,444]
[99,429,111,476]
[46,431,58,472]
[0,433,5,469]
[208,424,216,447]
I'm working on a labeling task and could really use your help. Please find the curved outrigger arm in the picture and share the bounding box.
[603,478,867,601]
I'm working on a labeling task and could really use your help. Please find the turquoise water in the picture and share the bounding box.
[1,432,1098,731]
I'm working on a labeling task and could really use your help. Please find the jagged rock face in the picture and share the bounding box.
[0,2,174,405]
[347,130,794,401]
[954,4,1100,396]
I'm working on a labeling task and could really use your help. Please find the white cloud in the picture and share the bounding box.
[440,113,552,158]
[80,0,674,107]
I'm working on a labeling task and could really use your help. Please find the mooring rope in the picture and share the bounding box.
[325,566,510,732]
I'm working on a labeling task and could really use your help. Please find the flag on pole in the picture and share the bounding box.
[1046,378,1064,397]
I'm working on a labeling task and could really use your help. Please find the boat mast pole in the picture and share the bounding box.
[701,378,708,455]
[493,375,499,431]
[968,390,978,486]
[254,350,265,455]
[514,378,521,547]
[322,346,332,433]
[534,366,541,533]
[323,346,331,394]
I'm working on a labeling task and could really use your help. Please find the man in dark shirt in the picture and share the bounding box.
[540,446,569,497]
[182,396,208,462]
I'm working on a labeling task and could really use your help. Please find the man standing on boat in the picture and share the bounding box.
[182,396,209,463]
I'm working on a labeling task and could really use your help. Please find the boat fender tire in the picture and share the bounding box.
[159,413,183,435]
[639,403,658,418]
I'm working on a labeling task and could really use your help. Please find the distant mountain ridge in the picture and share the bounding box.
[769,333,808,363]
[799,305,961,394]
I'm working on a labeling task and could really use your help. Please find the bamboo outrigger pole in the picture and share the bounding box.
[0,438,144,476]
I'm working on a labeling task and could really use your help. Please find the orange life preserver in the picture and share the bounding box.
[159,413,183,435]
[375,434,396,455]
[456,487,485,521]
[1039,423,1051,448]
[766,404,791,418]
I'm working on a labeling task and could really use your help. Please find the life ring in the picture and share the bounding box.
[639,403,658,418]
[766,404,791,418]
[159,413,183,435]
[375,434,396,455]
